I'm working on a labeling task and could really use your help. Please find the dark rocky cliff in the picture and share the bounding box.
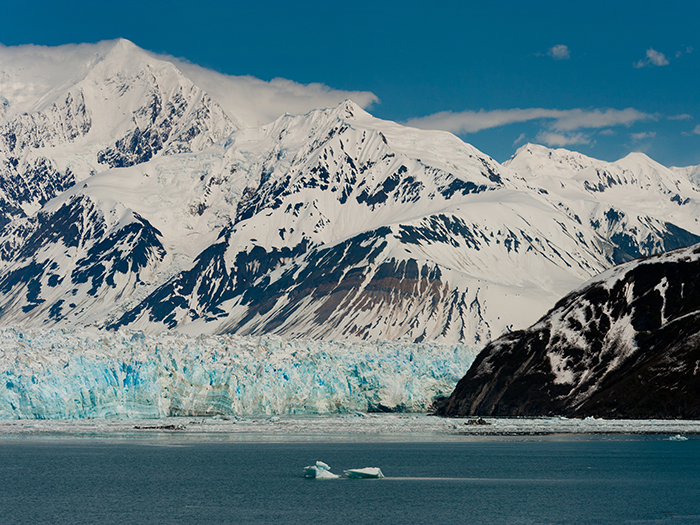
[437,244,700,419]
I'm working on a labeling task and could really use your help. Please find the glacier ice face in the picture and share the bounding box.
[0,328,479,420]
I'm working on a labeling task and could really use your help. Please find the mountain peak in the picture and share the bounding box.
[331,99,372,122]
[510,142,554,158]
[504,142,598,178]
[508,143,593,164]
[616,150,657,167]
[93,38,175,79]
[109,38,140,53]
[614,151,671,177]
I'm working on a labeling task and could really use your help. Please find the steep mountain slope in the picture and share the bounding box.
[1,40,700,344]
[505,144,700,263]
[0,39,237,226]
[437,243,700,418]
[672,163,700,187]
[2,100,591,341]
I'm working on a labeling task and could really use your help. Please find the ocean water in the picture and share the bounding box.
[1,436,699,524]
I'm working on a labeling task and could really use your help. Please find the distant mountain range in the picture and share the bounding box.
[436,243,700,419]
[1,39,700,344]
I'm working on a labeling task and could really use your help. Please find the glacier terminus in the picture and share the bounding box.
[0,328,478,419]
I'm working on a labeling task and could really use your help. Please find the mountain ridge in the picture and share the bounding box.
[1,40,700,344]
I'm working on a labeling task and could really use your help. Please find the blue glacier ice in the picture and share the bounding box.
[0,328,479,419]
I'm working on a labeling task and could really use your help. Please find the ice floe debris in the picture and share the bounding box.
[344,467,384,479]
[668,434,689,441]
[132,424,186,431]
[2,415,700,439]
[464,417,490,425]
[304,461,339,479]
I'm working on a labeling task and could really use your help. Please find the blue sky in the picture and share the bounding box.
[2,0,699,166]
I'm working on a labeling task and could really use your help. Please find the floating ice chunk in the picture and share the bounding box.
[344,467,385,479]
[668,434,689,441]
[304,461,339,479]
[315,461,331,471]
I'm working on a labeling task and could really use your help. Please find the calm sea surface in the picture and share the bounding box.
[1,435,699,524]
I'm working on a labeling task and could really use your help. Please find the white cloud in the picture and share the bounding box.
[676,46,694,58]
[668,114,693,121]
[0,41,117,115]
[634,48,669,68]
[547,45,570,60]
[0,40,379,129]
[551,108,656,131]
[161,56,379,128]
[647,48,669,66]
[631,131,657,141]
[535,131,590,147]
[513,133,527,146]
[405,107,656,134]
[599,129,616,136]
[681,125,700,137]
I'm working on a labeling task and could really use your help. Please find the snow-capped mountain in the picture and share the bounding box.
[0,39,236,225]
[504,143,700,263]
[436,243,700,419]
[1,40,700,344]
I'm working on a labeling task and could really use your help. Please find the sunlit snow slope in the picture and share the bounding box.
[1,40,700,344]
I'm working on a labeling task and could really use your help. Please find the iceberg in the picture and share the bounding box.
[304,461,339,479]
[0,328,479,419]
[344,467,385,479]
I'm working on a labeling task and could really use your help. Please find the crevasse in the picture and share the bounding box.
[0,328,479,419]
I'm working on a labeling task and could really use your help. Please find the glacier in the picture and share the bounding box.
[0,328,479,419]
